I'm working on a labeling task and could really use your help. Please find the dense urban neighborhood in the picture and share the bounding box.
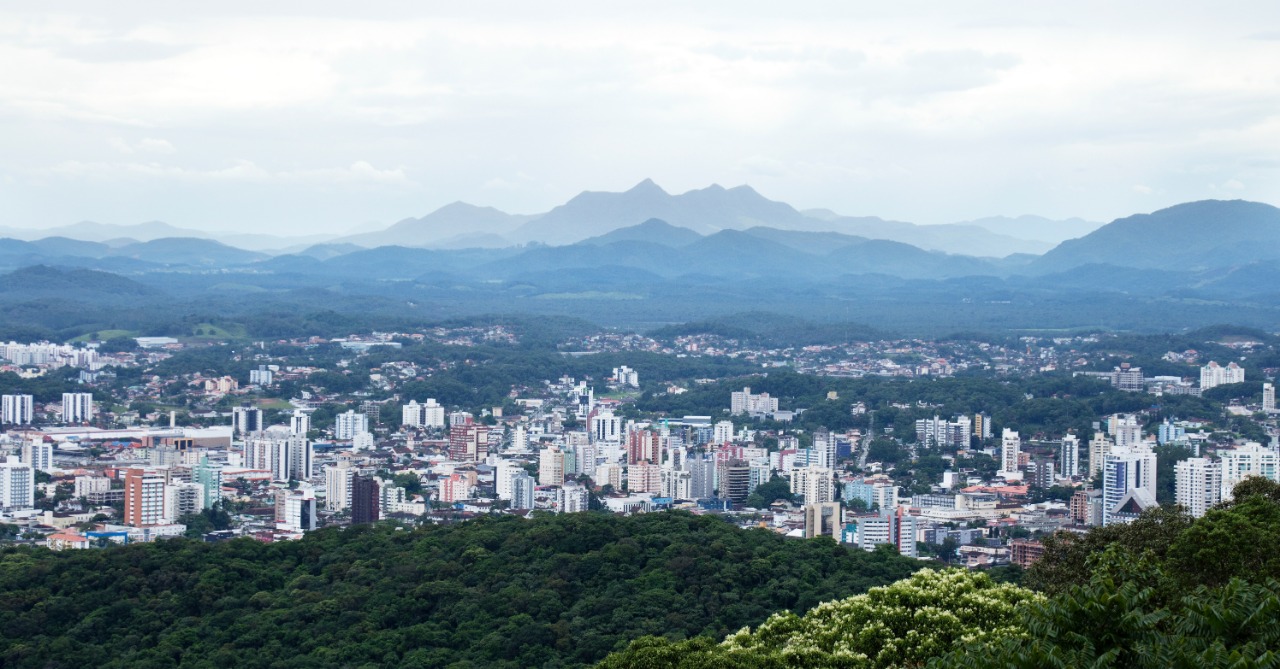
[2,325,1275,575]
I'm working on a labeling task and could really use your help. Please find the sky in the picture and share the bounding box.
[1,2,1278,236]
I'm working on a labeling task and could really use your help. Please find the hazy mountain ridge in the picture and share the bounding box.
[3,180,1096,257]
[1031,200,1280,273]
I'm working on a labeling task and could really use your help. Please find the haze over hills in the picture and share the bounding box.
[1031,200,1280,274]
[2,180,1077,257]
[956,215,1103,246]
[0,197,1277,338]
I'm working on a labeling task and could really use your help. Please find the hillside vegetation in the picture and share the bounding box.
[0,512,919,669]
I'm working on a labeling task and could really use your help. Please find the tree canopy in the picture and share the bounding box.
[0,511,919,669]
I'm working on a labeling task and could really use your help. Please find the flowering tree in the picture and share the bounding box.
[598,569,1042,669]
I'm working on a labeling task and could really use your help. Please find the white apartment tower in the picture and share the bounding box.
[1088,433,1113,478]
[290,410,311,436]
[539,446,566,486]
[1000,428,1022,475]
[334,411,369,440]
[62,392,94,423]
[1200,361,1245,390]
[790,465,834,504]
[0,457,34,510]
[1059,434,1080,478]
[1219,443,1280,501]
[20,441,53,474]
[1174,458,1221,518]
[2,394,33,425]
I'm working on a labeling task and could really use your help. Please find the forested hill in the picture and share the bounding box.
[0,512,919,669]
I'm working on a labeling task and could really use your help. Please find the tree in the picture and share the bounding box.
[745,476,794,508]
[599,569,1041,669]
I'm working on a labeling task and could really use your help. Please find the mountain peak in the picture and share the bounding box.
[626,178,668,195]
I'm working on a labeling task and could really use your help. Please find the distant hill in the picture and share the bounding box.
[0,265,161,301]
[577,218,703,247]
[1031,200,1280,273]
[957,214,1103,245]
[510,180,812,245]
[107,237,267,266]
[338,202,534,248]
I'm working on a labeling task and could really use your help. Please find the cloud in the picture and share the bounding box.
[41,159,411,186]
[108,137,176,154]
[1132,184,1153,194]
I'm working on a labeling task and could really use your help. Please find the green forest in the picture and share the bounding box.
[0,512,918,669]
[600,479,1280,668]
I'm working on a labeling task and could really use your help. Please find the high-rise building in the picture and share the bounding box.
[791,465,834,504]
[402,399,446,428]
[612,366,639,388]
[1200,361,1245,390]
[539,446,565,486]
[290,410,312,436]
[628,462,662,494]
[1059,434,1080,478]
[249,366,274,386]
[2,394,33,425]
[246,432,312,482]
[556,483,590,513]
[804,502,842,540]
[351,475,380,524]
[627,430,661,465]
[1000,429,1021,475]
[61,392,94,424]
[730,387,779,416]
[334,411,369,440]
[1102,444,1158,526]
[590,408,621,444]
[1027,460,1055,489]
[510,471,535,510]
[448,422,490,461]
[325,462,355,511]
[20,441,53,474]
[124,468,167,527]
[1109,414,1142,448]
[1111,363,1144,392]
[1264,382,1276,413]
[232,405,263,435]
[1157,419,1186,445]
[0,457,34,511]
[712,420,735,445]
[684,455,716,499]
[973,413,992,441]
[166,482,205,522]
[495,460,523,500]
[74,475,111,499]
[192,456,224,509]
[1220,443,1280,501]
[856,508,918,557]
[814,430,838,469]
[1175,458,1221,518]
[1088,433,1112,478]
[717,459,751,503]
[275,488,318,532]
[661,468,692,499]
[594,462,623,490]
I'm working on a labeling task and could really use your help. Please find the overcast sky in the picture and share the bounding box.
[2,2,1278,235]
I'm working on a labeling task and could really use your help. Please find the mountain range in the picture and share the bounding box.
[0,187,1278,337]
[3,180,1099,258]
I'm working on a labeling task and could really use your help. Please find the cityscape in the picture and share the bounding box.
[2,3,1280,668]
